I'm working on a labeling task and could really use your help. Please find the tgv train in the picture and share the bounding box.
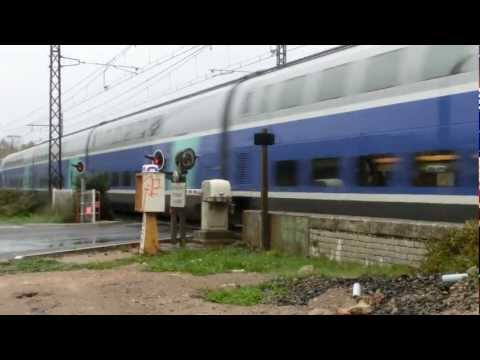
[1,45,479,223]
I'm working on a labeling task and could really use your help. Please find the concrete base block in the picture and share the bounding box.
[192,230,237,245]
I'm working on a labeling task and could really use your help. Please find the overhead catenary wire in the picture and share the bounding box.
[4,46,202,142]
[62,46,200,114]
[4,46,187,137]
[2,45,303,139]
[70,46,316,129]
[1,45,136,137]
[101,45,310,118]
[73,46,275,125]
[62,45,134,98]
[62,46,208,127]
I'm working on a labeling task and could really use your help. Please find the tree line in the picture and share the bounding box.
[0,138,35,160]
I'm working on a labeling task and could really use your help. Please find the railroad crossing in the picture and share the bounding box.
[0,221,191,261]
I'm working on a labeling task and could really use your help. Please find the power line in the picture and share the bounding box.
[85,47,278,119]
[5,46,198,141]
[62,45,134,98]
[63,46,207,127]
[12,45,328,144]
[77,45,349,133]
[61,46,201,115]
[88,46,309,121]
[1,46,136,136]
[61,55,139,72]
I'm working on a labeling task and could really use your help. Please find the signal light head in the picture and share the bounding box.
[176,148,197,171]
[152,149,165,171]
[73,161,85,174]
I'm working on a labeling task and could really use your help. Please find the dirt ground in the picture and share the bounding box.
[0,264,314,315]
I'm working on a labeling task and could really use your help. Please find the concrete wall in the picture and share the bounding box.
[242,211,462,267]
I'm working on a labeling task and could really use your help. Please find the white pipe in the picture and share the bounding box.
[353,282,362,298]
[441,273,468,283]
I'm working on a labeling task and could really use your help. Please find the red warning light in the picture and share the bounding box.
[152,150,165,171]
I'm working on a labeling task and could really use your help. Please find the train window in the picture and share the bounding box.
[122,171,131,187]
[236,153,250,185]
[356,155,400,187]
[422,45,476,81]
[363,49,404,93]
[412,151,458,187]
[278,76,306,110]
[260,84,274,113]
[111,172,120,188]
[241,92,253,116]
[275,160,298,186]
[316,64,349,102]
[311,158,343,187]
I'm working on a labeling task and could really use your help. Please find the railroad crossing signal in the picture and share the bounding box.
[145,149,166,171]
[72,161,85,174]
[175,148,197,173]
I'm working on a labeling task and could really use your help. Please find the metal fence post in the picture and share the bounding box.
[92,189,96,224]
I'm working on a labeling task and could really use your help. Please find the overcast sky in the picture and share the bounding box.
[0,45,337,145]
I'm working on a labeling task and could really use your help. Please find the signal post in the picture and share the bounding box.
[168,149,197,247]
[135,150,166,255]
[135,148,196,253]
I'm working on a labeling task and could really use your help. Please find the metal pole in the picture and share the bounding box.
[261,129,270,250]
[80,177,85,223]
[171,207,178,244]
[276,45,287,67]
[179,208,186,248]
[92,189,96,224]
[49,45,63,202]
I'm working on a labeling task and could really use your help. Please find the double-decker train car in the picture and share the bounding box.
[1,45,478,223]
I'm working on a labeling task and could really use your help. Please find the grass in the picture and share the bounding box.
[138,247,413,278]
[0,212,66,225]
[1,247,413,278]
[421,220,479,273]
[205,279,291,306]
[0,256,139,275]
[206,286,264,306]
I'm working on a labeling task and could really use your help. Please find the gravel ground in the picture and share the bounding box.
[267,268,479,315]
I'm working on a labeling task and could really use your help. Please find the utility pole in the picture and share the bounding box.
[276,45,287,67]
[49,45,63,202]
[254,129,275,250]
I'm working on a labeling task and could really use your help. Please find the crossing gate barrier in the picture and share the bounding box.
[75,189,101,223]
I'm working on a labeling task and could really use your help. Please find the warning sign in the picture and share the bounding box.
[170,182,186,208]
[135,173,165,213]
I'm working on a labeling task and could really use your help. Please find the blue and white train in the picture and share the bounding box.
[1,45,478,223]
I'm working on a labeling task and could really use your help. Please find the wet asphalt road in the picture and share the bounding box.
[0,222,176,260]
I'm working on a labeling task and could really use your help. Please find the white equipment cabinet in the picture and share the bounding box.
[201,180,232,231]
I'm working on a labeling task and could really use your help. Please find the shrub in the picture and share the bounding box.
[0,189,74,223]
[0,190,43,217]
[421,220,479,273]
